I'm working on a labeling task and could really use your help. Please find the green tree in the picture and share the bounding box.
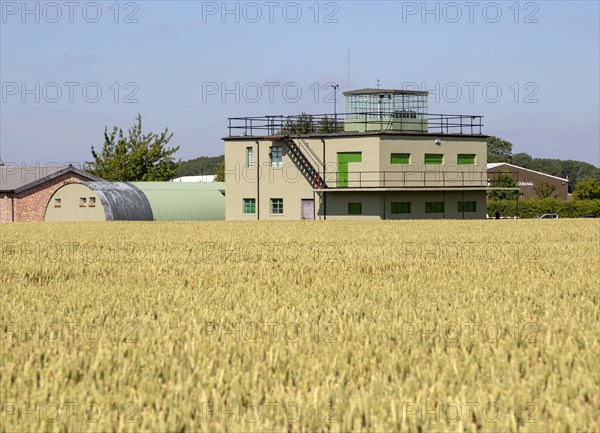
[528,158,563,178]
[487,136,513,163]
[512,152,533,168]
[318,115,341,133]
[534,181,557,199]
[489,172,518,200]
[176,155,224,177]
[280,113,316,135]
[573,178,600,200]
[214,161,225,182]
[561,160,600,192]
[86,114,180,181]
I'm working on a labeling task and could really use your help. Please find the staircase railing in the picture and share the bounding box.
[284,129,326,189]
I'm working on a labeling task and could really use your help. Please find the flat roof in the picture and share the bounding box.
[224,131,488,141]
[343,88,429,96]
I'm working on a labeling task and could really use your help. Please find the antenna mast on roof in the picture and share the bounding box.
[347,47,350,91]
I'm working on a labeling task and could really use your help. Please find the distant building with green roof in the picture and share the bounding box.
[44,181,225,222]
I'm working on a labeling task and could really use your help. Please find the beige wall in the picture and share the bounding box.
[321,190,487,220]
[378,136,487,187]
[44,184,106,222]
[224,134,488,220]
[225,139,316,221]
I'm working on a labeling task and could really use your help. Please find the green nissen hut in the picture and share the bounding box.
[45,182,225,222]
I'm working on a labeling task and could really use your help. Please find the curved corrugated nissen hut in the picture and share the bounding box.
[44,182,225,222]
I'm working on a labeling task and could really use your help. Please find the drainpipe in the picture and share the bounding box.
[256,140,260,221]
[322,138,326,220]
[443,190,446,220]
[11,194,15,222]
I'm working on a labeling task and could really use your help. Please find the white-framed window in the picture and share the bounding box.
[243,198,256,214]
[79,197,87,207]
[89,197,96,207]
[270,146,282,168]
[246,147,254,168]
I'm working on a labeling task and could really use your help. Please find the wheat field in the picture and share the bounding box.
[1,220,598,432]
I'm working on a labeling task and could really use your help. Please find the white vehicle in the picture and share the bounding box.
[538,214,559,219]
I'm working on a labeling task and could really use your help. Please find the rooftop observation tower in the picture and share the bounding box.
[343,88,429,132]
[227,87,482,136]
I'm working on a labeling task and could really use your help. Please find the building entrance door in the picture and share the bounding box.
[301,199,314,220]
[337,152,362,187]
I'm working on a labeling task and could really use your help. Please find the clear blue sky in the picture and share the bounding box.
[1,1,599,166]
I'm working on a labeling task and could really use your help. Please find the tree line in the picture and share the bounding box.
[487,136,599,192]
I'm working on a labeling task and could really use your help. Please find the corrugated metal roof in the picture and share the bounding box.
[86,182,153,221]
[130,182,225,221]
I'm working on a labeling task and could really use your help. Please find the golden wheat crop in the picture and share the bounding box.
[1,220,598,432]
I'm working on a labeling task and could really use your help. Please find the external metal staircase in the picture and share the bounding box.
[283,135,327,189]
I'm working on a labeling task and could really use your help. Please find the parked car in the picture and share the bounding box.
[538,214,559,219]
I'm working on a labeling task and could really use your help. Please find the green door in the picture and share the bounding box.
[337,152,362,187]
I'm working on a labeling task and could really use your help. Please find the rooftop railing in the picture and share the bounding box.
[227,111,483,137]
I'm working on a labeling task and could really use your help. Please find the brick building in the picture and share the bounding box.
[0,164,100,222]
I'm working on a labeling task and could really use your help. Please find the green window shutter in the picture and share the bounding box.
[391,153,410,164]
[243,198,256,214]
[457,154,476,165]
[348,202,362,215]
[424,154,444,164]
[425,202,444,213]
[391,202,411,214]
[458,201,477,212]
